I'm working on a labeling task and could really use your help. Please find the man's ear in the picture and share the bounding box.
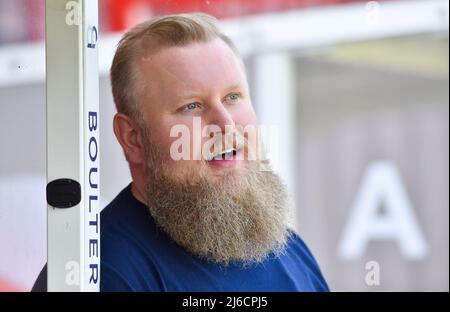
[113,113,145,165]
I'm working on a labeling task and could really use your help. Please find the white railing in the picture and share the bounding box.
[0,0,448,89]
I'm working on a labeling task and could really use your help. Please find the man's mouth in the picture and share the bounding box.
[206,148,242,167]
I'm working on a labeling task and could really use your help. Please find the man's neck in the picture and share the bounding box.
[131,181,147,206]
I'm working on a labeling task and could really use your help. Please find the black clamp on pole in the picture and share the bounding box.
[46,179,81,208]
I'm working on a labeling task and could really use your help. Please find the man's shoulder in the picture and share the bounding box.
[285,229,320,266]
[100,184,168,291]
[284,229,330,291]
[100,184,157,235]
[100,184,133,228]
[100,183,164,257]
[286,229,311,252]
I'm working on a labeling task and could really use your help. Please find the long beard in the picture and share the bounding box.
[142,128,290,266]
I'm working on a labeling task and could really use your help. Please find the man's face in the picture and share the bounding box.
[138,38,258,183]
[134,38,289,265]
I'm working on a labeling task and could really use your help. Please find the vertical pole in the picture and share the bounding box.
[252,52,298,231]
[46,0,99,291]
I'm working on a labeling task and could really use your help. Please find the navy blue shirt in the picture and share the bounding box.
[100,184,329,292]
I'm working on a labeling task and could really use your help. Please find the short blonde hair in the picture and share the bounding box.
[110,13,239,124]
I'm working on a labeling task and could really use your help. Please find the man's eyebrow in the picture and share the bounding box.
[175,83,245,103]
[224,83,245,93]
[176,92,203,102]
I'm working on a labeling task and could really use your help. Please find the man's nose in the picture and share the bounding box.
[206,101,235,133]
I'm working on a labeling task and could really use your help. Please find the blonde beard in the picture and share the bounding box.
[142,129,290,266]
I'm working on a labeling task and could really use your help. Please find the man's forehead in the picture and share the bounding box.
[138,39,247,98]
[140,37,237,62]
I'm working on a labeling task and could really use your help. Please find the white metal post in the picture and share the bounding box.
[252,53,298,231]
[46,0,100,291]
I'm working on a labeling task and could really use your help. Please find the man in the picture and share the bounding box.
[33,13,329,292]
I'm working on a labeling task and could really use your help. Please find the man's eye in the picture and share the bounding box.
[184,102,200,110]
[227,93,241,101]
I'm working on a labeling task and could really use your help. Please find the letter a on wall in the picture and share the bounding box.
[337,161,428,260]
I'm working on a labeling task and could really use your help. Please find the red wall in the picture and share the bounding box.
[102,0,369,32]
